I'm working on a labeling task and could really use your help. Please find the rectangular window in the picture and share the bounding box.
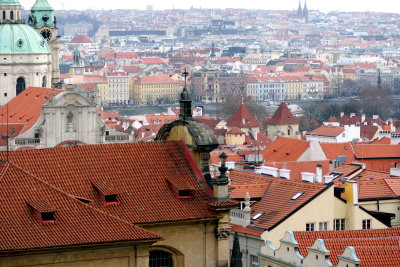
[250,255,259,267]
[362,219,371,229]
[306,223,315,231]
[334,218,345,230]
[319,222,328,231]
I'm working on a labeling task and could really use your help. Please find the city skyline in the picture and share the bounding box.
[20,0,400,14]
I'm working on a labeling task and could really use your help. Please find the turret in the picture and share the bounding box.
[0,0,22,24]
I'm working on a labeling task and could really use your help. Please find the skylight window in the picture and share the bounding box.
[252,212,264,220]
[291,192,304,200]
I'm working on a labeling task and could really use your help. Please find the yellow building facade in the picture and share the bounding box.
[132,76,180,105]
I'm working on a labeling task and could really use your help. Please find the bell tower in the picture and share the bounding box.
[29,0,60,87]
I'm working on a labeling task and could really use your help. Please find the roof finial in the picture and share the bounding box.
[241,96,244,105]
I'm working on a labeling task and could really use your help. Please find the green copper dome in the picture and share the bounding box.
[0,24,50,54]
[0,0,21,5]
[31,0,53,11]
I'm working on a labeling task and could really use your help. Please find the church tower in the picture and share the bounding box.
[29,0,60,87]
[303,0,309,23]
[297,0,303,16]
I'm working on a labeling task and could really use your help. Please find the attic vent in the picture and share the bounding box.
[92,180,119,205]
[28,200,56,223]
[166,178,193,199]
[252,212,264,220]
[291,192,304,200]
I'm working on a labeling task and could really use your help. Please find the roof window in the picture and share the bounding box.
[291,192,304,200]
[252,212,264,220]
[92,180,119,205]
[28,200,56,223]
[167,178,193,199]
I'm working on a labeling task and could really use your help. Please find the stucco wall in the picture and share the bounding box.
[0,245,150,267]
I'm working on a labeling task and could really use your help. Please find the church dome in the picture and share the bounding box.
[0,24,50,54]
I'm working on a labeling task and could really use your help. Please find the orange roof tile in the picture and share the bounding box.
[231,224,263,237]
[267,102,299,125]
[0,162,161,252]
[0,141,218,225]
[227,128,245,135]
[294,228,400,266]
[370,137,391,144]
[230,182,271,199]
[353,144,400,159]
[262,137,309,162]
[307,126,345,137]
[321,142,355,162]
[0,87,63,135]
[70,35,91,43]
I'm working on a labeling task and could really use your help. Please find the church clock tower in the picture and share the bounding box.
[29,0,60,87]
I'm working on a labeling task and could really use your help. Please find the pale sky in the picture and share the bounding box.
[20,0,400,14]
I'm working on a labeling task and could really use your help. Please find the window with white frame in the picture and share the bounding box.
[334,218,346,230]
[319,222,328,231]
[362,219,371,229]
[250,255,259,267]
[306,223,315,231]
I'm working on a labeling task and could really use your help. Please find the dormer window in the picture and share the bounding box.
[166,178,193,199]
[92,180,119,205]
[28,200,56,223]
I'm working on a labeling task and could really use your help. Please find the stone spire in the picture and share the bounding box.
[297,0,302,15]
[179,70,192,121]
[243,192,251,212]
[230,232,242,267]
[303,0,309,23]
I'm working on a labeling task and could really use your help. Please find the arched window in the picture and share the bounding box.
[149,250,173,267]
[10,11,13,20]
[42,76,47,87]
[287,126,293,136]
[16,77,26,95]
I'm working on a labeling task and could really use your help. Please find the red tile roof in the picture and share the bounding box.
[0,162,161,252]
[358,178,398,199]
[230,182,271,199]
[307,126,344,137]
[249,178,328,230]
[0,123,26,145]
[353,144,400,159]
[0,141,218,225]
[226,104,260,128]
[262,137,309,162]
[321,142,355,162]
[267,102,299,125]
[231,224,263,237]
[227,128,245,135]
[0,87,63,135]
[70,35,91,43]
[294,228,400,266]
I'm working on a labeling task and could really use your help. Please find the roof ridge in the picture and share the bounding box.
[7,161,162,238]
[0,161,10,184]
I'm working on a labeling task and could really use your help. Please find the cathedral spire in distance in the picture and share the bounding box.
[297,0,302,15]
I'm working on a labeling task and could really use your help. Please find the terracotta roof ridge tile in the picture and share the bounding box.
[7,162,163,238]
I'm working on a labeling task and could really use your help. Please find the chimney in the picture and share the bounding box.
[316,164,323,183]
[212,153,230,200]
[372,115,379,120]
[361,114,366,122]
[390,162,400,177]
[340,112,344,117]
[279,169,291,179]
[345,180,358,205]
[324,174,335,184]
[301,172,315,183]
[350,113,355,118]
[242,118,246,125]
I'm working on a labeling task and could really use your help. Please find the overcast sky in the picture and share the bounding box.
[21,0,400,13]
